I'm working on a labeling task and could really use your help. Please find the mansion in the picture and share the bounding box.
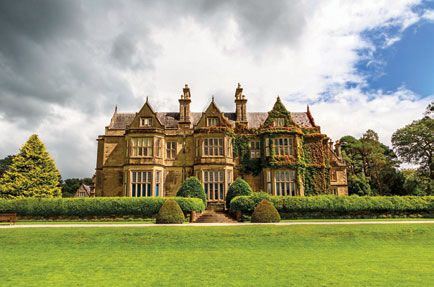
[95,84,348,202]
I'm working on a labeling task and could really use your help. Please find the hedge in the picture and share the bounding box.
[230,195,434,218]
[0,197,205,219]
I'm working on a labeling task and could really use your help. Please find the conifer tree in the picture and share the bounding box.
[0,134,61,198]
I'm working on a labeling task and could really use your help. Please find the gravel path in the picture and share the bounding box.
[1,220,433,228]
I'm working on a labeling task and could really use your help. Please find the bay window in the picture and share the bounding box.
[130,138,153,157]
[275,170,296,196]
[203,170,225,201]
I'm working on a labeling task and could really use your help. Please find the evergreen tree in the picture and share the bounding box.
[0,134,61,198]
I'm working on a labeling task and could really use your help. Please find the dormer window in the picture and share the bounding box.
[207,117,219,127]
[140,117,152,127]
[273,118,285,127]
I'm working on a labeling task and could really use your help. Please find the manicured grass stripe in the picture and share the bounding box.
[0,224,433,286]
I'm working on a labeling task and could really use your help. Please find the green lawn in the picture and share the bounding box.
[0,225,433,286]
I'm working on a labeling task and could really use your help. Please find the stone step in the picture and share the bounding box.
[193,210,237,223]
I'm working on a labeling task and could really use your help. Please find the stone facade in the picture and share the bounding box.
[95,84,348,202]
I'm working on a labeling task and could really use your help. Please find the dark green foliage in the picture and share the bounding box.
[392,115,434,179]
[0,155,14,178]
[0,197,205,219]
[230,195,434,218]
[340,130,404,195]
[176,176,207,205]
[348,175,372,196]
[156,199,185,224]
[0,135,61,198]
[251,199,281,223]
[61,178,93,197]
[226,177,253,206]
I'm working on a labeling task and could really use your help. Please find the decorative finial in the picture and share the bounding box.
[146,96,148,103]
[212,95,215,102]
[237,82,241,88]
[277,95,281,101]
[185,84,188,88]
[114,105,118,114]
[307,105,310,113]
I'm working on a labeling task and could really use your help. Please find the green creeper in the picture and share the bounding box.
[0,134,61,198]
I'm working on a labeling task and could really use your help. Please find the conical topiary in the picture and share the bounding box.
[0,134,61,198]
[251,199,281,223]
[176,176,207,205]
[226,177,253,207]
[156,199,185,224]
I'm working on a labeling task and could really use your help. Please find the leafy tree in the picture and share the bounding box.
[402,169,433,196]
[348,174,371,196]
[341,130,403,195]
[0,155,14,178]
[0,134,61,198]
[176,176,207,205]
[225,177,253,207]
[61,178,93,197]
[392,116,434,179]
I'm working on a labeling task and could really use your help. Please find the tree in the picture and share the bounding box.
[0,155,14,178]
[176,176,207,205]
[392,116,434,179]
[226,177,253,207]
[340,130,404,195]
[61,178,93,197]
[0,134,61,198]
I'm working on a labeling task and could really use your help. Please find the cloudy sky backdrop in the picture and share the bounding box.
[0,0,433,178]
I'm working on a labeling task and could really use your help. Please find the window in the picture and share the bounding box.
[130,171,152,197]
[265,138,270,156]
[275,170,296,196]
[331,187,338,195]
[140,117,152,127]
[227,170,233,187]
[155,138,162,158]
[203,138,224,157]
[273,118,285,127]
[166,141,177,159]
[266,170,272,193]
[273,137,294,156]
[330,170,337,182]
[207,117,219,127]
[130,138,153,157]
[203,170,225,201]
[155,171,161,196]
[250,140,261,158]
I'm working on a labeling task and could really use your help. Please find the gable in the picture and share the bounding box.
[128,100,163,129]
[263,97,296,128]
[195,100,233,128]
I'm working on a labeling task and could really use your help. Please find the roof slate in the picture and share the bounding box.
[108,111,314,130]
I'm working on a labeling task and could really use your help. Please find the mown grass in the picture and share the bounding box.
[0,224,433,286]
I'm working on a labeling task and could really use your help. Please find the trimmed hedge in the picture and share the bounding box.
[225,177,253,207]
[156,199,185,224]
[251,200,281,223]
[176,177,207,205]
[0,197,205,219]
[230,195,434,219]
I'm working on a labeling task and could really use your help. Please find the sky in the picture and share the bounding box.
[0,0,433,178]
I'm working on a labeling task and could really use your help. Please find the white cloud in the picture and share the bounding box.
[0,0,432,178]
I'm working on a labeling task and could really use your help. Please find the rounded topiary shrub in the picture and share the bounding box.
[226,177,253,207]
[251,199,281,223]
[176,176,207,205]
[156,199,185,224]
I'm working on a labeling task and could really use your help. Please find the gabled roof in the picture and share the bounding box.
[108,111,314,130]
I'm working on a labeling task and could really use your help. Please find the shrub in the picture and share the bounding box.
[225,177,253,207]
[176,177,207,205]
[156,199,185,224]
[251,199,281,223]
[230,195,434,219]
[0,197,205,219]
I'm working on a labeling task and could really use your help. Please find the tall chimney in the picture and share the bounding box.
[179,84,191,128]
[234,83,247,127]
